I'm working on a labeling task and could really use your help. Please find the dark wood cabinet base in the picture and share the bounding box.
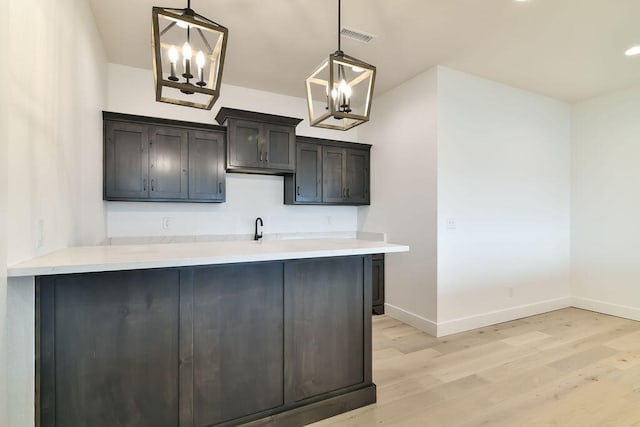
[372,254,385,315]
[36,256,374,427]
[240,384,376,427]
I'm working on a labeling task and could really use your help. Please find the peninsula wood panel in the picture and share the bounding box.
[39,270,180,427]
[285,256,365,402]
[37,255,375,427]
[189,263,285,426]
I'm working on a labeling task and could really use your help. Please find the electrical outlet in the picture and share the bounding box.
[446,218,457,230]
[508,287,515,298]
[35,219,44,248]
[162,217,171,230]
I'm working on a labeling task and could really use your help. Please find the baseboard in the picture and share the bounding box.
[384,303,438,336]
[572,297,640,322]
[384,296,639,339]
[435,297,572,337]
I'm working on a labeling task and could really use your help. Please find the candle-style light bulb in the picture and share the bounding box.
[325,83,330,110]
[331,87,340,117]
[196,51,206,86]
[182,42,192,59]
[168,46,179,63]
[339,79,352,112]
[182,42,193,79]
[168,46,179,81]
[196,51,205,68]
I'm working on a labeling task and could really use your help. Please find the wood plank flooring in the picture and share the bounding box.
[310,308,640,426]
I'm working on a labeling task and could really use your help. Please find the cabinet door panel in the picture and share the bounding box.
[188,130,225,201]
[372,254,385,314]
[228,119,262,168]
[191,263,284,426]
[104,121,149,199]
[322,148,346,203]
[295,143,322,202]
[42,270,180,427]
[149,126,188,199]
[346,149,370,204]
[265,124,295,171]
[285,257,364,402]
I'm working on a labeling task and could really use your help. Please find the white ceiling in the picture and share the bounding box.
[89,0,640,103]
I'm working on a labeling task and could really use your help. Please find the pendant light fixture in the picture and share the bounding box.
[306,0,376,131]
[152,1,228,110]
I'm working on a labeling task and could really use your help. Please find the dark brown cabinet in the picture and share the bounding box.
[148,126,189,199]
[188,130,225,202]
[215,107,302,174]
[104,121,150,199]
[372,254,385,315]
[289,142,323,203]
[37,256,374,427]
[285,137,371,205]
[103,112,226,203]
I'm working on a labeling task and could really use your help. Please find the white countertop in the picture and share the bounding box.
[7,239,410,277]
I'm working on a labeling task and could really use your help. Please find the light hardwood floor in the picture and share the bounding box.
[311,308,640,426]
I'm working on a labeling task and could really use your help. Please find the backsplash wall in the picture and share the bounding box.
[106,64,359,239]
[107,175,357,239]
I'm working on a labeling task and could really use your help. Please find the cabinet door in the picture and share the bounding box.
[148,126,188,199]
[104,121,149,199]
[372,254,385,314]
[264,124,295,171]
[294,142,322,203]
[346,148,370,204]
[322,147,347,203]
[228,119,263,168]
[285,257,365,402]
[188,130,225,201]
[39,270,180,427]
[187,263,284,426]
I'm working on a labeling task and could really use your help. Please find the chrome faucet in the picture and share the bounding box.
[254,217,264,241]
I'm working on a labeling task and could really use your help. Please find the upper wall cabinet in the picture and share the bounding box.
[284,136,371,206]
[215,108,303,175]
[103,112,226,203]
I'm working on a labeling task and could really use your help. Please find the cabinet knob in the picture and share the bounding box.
[259,151,263,162]
[297,186,300,196]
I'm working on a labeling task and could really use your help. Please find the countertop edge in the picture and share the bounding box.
[8,242,410,278]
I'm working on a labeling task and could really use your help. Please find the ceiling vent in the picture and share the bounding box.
[340,27,376,44]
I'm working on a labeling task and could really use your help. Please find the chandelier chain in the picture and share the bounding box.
[338,0,341,52]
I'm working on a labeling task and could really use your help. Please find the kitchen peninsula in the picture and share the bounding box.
[9,238,408,427]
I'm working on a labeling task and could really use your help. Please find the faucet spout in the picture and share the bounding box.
[254,217,264,241]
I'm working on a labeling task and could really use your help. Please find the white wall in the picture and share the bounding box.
[5,0,108,425]
[437,67,572,335]
[106,64,359,239]
[7,0,108,265]
[358,68,439,334]
[571,85,640,321]
[0,0,8,421]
